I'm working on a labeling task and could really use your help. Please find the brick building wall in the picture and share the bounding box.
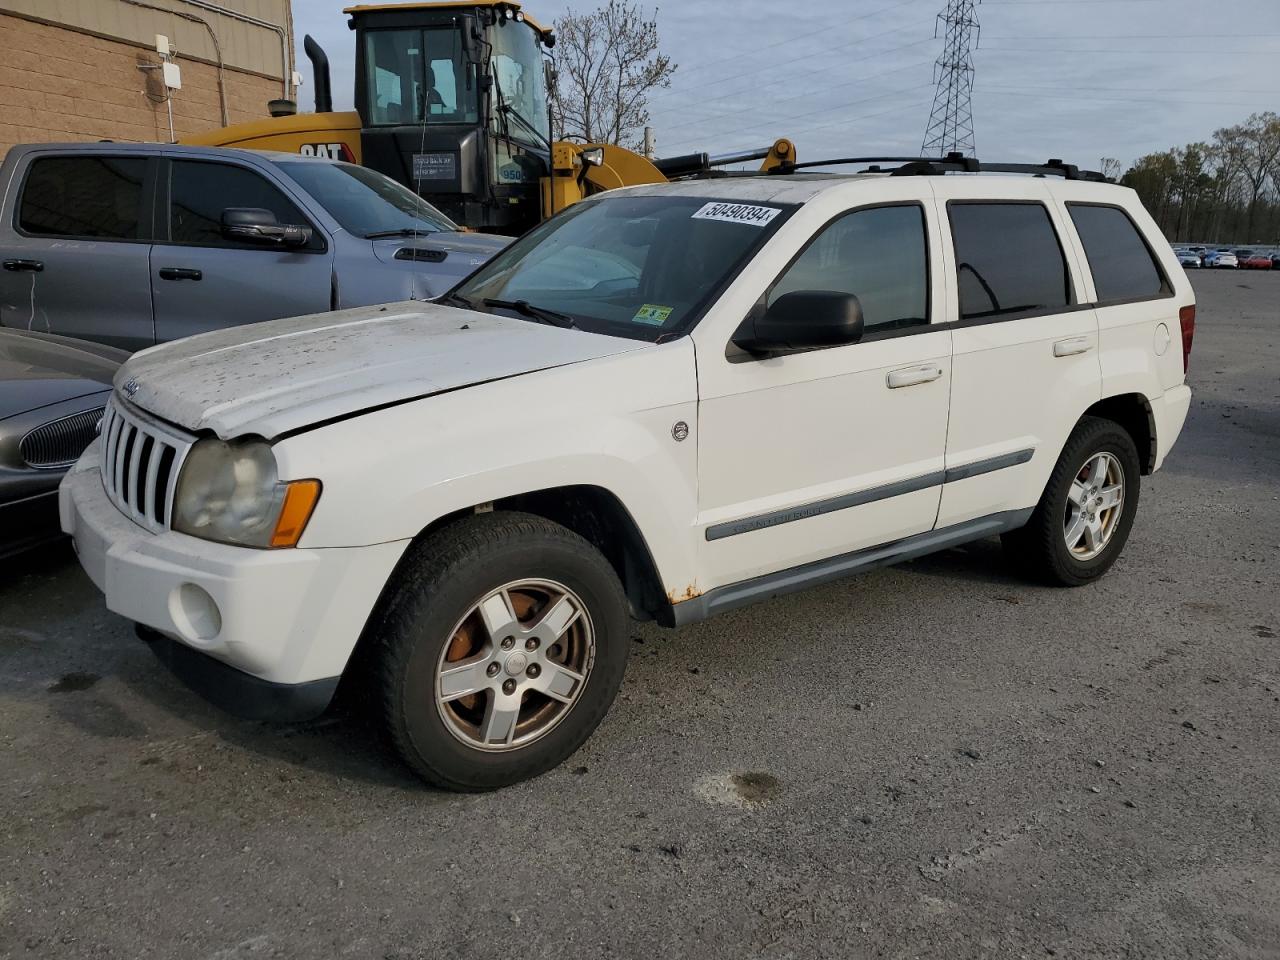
[0,12,284,159]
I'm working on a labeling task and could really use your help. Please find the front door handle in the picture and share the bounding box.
[1053,337,1093,357]
[158,267,202,281]
[3,259,44,272]
[886,365,943,389]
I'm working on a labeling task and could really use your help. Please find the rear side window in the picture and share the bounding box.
[949,202,1070,320]
[770,204,929,335]
[18,156,147,240]
[168,160,320,250]
[1067,203,1168,303]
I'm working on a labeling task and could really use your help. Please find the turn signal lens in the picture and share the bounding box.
[270,480,322,548]
[1178,304,1196,374]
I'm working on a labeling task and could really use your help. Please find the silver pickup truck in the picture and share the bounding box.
[0,142,508,351]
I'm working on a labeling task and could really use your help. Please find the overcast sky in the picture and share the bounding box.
[290,0,1279,170]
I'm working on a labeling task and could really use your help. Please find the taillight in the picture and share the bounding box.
[1178,304,1195,373]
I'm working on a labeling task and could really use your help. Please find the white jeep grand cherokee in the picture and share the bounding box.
[61,161,1195,790]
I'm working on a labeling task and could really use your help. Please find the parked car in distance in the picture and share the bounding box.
[0,143,510,351]
[62,166,1194,790]
[1176,249,1202,268]
[2,329,123,558]
[1239,252,1273,270]
[1271,252,1280,269]
[1203,250,1238,268]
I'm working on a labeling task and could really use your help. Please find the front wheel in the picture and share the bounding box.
[372,512,630,791]
[1003,416,1141,587]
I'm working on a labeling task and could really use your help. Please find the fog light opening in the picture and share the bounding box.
[168,583,222,643]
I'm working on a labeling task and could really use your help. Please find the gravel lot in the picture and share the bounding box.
[1,270,1277,959]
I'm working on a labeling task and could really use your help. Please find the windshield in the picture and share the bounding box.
[364,27,478,126]
[278,160,458,237]
[491,20,550,143]
[450,194,794,341]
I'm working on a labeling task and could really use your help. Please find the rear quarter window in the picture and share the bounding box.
[1067,203,1169,303]
[18,156,147,240]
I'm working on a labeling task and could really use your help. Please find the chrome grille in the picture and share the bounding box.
[99,397,194,532]
[20,407,105,468]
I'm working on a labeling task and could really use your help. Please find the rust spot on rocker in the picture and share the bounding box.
[667,582,702,604]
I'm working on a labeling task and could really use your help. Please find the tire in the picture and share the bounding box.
[371,511,630,791]
[1002,416,1141,587]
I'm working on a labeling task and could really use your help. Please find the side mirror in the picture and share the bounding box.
[220,208,312,248]
[733,290,865,354]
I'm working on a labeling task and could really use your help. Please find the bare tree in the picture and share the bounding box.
[550,1,676,150]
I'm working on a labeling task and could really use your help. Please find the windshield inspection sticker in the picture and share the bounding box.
[691,202,782,227]
[632,304,673,325]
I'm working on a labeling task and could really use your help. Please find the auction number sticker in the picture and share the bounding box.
[632,304,673,325]
[691,202,782,227]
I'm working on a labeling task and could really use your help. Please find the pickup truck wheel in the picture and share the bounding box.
[1002,416,1141,587]
[373,512,629,791]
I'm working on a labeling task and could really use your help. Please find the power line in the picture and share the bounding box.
[656,0,930,86]
[662,84,936,153]
[647,15,932,106]
[980,88,1275,108]
[657,51,936,136]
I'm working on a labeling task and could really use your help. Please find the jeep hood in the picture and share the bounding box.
[117,302,647,439]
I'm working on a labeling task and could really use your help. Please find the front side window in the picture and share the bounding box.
[278,160,457,237]
[168,160,321,250]
[452,194,793,341]
[365,28,478,126]
[949,202,1070,321]
[18,156,146,240]
[1067,204,1168,303]
[769,204,930,335]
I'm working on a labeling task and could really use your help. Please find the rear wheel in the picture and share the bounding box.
[372,512,630,791]
[1003,416,1141,586]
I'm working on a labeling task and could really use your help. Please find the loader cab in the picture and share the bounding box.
[348,1,553,235]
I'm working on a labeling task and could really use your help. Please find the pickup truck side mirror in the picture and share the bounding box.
[732,290,865,355]
[221,208,313,248]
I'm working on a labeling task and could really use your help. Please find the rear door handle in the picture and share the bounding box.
[3,259,44,272]
[159,267,202,281]
[1053,337,1093,357]
[886,365,943,389]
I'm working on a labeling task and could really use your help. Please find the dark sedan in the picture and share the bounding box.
[1,329,123,557]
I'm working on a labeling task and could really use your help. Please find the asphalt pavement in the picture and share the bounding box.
[1,269,1277,959]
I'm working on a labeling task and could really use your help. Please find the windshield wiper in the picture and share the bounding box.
[483,298,578,329]
[365,227,441,239]
[436,292,475,309]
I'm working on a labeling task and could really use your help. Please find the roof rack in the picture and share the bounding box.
[770,151,1113,182]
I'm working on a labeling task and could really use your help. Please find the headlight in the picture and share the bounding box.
[172,438,320,548]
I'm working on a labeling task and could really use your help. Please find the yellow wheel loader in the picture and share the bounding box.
[181,1,794,235]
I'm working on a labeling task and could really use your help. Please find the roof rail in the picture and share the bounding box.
[770,151,1112,182]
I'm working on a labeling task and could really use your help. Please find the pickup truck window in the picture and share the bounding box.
[168,160,321,251]
[451,194,794,342]
[949,202,1070,321]
[769,204,929,335]
[18,156,146,240]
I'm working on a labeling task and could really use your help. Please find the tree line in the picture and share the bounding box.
[1121,112,1280,245]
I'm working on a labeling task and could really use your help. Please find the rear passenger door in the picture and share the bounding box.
[150,157,333,343]
[933,181,1101,530]
[1,152,156,350]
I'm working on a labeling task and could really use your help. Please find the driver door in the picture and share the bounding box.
[695,193,953,591]
[150,157,332,343]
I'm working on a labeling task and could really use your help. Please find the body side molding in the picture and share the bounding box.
[704,449,1035,542]
[675,508,1034,626]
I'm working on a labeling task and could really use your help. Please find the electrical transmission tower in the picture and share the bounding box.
[921,0,980,157]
